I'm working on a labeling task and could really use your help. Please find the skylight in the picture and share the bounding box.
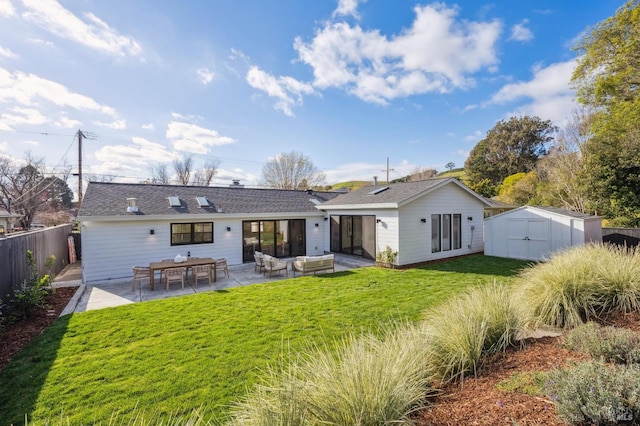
[196,196,210,207]
[168,196,181,207]
[367,186,389,195]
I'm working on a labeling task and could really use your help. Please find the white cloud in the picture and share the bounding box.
[141,122,154,130]
[0,106,47,130]
[166,121,235,154]
[0,67,119,117]
[333,0,365,19]
[94,136,177,166]
[0,0,15,17]
[171,112,203,121]
[27,38,55,48]
[95,119,126,129]
[489,59,577,123]
[510,19,534,42]
[246,66,315,116]
[294,4,502,105]
[54,115,81,128]
[22,0,142,57]
[0,141,8,152]
[0,45,17,58]
[196,67,215,85]
[464,130,483,142]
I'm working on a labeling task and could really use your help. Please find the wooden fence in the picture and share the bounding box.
[0,224,74,298]
[602,228,640,247]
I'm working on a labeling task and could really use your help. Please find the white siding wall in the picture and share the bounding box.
[398,185,485,265]
[306,219,325,256]
[320,209,400,258]
[82,219,242,282]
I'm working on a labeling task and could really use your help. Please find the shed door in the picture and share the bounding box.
[506,218,550,260]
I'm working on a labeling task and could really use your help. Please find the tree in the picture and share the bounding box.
[464,116,557,194]
[572,0,640,224]
[537,108,593,213]
[192,159,220,186]
[445,162,456,171]
[173,155,194,185]
[147,164,170,185]
[495,172,540,206]
[0,154,51,229]
[407,166,437,182]
[260,151,326,190]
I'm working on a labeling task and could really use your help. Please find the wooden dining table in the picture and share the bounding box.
[148,257,217,290]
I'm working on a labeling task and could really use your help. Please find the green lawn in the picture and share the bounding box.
[0,255,528,424]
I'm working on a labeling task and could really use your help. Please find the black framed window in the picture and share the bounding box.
[171,222,213,246]
[432,213,462,253]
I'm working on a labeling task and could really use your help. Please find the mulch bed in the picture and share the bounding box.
[0,286,78,370]
[416,310,640,426]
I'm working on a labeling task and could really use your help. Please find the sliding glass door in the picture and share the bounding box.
[330,215,376,260]
[242,219,306,262]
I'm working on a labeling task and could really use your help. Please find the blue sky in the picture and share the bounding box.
[0,0,622,192]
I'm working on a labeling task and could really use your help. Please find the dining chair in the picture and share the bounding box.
[164,267,186,290]
[132,266,151,291]
[191,264,211,287]
[214,258,229,279]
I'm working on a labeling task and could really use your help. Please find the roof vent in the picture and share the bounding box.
[168,196,181,207]
[126,198,138,212]
[196,196,210,207]
[230,179,244,188]
[367,186,389,195]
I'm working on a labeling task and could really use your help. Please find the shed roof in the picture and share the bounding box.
[321,177,493,209]
[78,182,340,218]
[486,205,600,220]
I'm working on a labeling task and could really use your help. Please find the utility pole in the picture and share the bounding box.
[381,157,394,184]
[77,129,84,207]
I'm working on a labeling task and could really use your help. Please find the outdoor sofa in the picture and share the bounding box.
[291,254,335,277]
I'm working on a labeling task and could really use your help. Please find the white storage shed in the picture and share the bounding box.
[484,206,602,261]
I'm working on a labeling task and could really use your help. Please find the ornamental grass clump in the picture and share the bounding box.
[544,361,640,425]
[514,244,640,329]
[227,323,432,426]
[423,281,522,383]
[593,244,640,314]
[563,321,640,365]
[513,244,605,329]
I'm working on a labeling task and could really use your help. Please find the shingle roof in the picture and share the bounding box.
[321,178,492,207]
[78,182,341,217]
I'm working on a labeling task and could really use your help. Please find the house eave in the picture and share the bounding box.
[78,211,326,222]
[317,203,399,211]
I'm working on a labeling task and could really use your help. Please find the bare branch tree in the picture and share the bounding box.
[407,167,437,182]
[173,155,194,185]
[260,151,326,190]
[537,108,594,213]
[147,163,171,184]
[192,159,220,186]
[0,153,51,229]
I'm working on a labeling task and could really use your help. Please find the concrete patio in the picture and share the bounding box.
[54,255,374,314]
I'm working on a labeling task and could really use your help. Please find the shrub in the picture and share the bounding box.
[423,281,523,383]
[227,323,432,425]
[2,251,55,324]
[512,244,640,329]
[496,371,547,396]
[544,361,640,425]
[563,321,640,365]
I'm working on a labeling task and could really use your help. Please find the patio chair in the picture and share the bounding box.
[264,255,288,278]
[132,266,151,291]
[191,264,211,287]
[254,251,265,274]
[214,258,229,279]
[164,266,186,290]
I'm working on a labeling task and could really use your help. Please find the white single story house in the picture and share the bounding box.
[77,178,494,282]
[484,205,603,261]
[319,178,493,266]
